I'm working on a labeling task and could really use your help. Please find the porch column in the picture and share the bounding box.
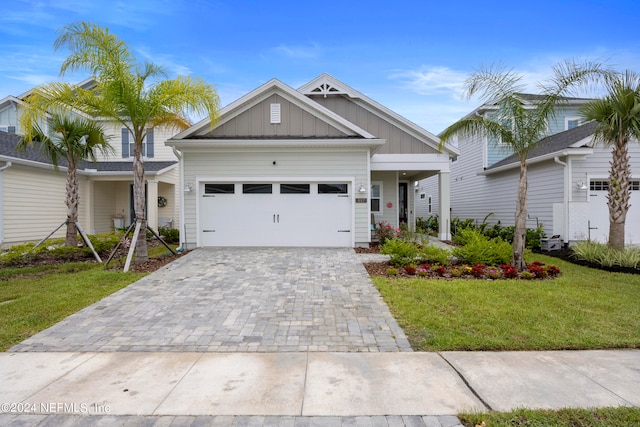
[85,180,95,234]
[147,179,159,230]
[438,171,451,241]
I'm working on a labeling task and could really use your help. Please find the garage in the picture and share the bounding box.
[588,179,640,244]
[199,181,353,247]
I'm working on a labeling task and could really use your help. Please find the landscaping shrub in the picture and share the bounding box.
[86,232,123,255]
[381,238,419,266]
[416,215,438,235]
[376,222,400,245]
[418,244,451,265]
[158,226,180,244]
[572,240,640,268]
[452,229,512,265]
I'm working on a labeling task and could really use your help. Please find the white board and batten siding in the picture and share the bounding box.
[182,148,369,247]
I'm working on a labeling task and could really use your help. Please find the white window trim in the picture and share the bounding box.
[371,181,383,213]
[565,116,581,130]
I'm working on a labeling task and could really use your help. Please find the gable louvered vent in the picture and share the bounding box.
[270,103,281,124]
[310,83,341,98]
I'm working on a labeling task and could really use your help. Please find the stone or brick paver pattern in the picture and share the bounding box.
[0,414,464,427]
[10,248,411,353]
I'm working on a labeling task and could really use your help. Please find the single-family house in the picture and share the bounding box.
[167,73,458,248]
[0,79,180,247]
[416,94,640,245]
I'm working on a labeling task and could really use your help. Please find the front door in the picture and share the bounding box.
[399,182,408,225]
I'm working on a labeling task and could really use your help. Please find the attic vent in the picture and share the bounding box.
[310,83,341,98]
[270,103,281,124]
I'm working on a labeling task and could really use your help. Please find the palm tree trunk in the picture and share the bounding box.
[512,160,528,271]
[65,160,79,247]
[133,137,149,262]
[607,140,631,250]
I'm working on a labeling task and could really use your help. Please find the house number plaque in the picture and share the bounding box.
[355,198,367,203]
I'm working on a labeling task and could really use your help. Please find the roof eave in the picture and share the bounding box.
[481,147,594,175]
[167,138,386,150]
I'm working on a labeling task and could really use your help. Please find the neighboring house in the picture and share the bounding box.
[416,94,640,245]
[167,73,458,248]
[0,79,180,247]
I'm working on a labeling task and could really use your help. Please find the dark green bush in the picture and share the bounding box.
[452,229,512,265]
[158,226,179,244]
[381,238,419,266]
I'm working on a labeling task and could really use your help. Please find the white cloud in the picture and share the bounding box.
[271,43,322,59]
[136,47,192,77]
[389,66,468,98]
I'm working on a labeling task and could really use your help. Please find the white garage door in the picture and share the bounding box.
[588,179,640,244]
[200,182,352,247]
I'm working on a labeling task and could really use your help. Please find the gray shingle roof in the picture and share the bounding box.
[487,121,598,170]
[0,131,176,173]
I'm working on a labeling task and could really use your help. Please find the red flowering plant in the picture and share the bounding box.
[526,261,561,279]
[375,222,401,245]
[501,264,519,279]
[404,265,417,275]
[471,264,486,278]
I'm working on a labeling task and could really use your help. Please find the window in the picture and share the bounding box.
[204,184,235,194]
[590,180,640,191]
[370,182,382,213]
[428,196,432,214]
[280,183,310,194]
[488,118,513,146]
[122,128,154,158]
[243,183,272,194]
[565,117,581,130]
[0,125,15,134]
[419,193,426,200]
[318,183,348,194]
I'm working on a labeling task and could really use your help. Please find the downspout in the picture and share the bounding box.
[0,162,12,245]
[172,147,186,251]
[554,156,569,243]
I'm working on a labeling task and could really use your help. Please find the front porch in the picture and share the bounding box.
[369,154,451,242]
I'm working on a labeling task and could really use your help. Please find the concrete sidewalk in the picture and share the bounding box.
[1,350,638,424]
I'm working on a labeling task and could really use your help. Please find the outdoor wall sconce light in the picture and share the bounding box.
[576,180,588,190]
[184,183,193,192]
[358,183,367,193]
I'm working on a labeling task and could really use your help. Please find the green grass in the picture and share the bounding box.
[459,406,640,426]
[372,253,640,351]
[0,262,146,351]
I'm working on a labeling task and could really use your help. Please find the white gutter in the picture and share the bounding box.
[554,156,570,241]
[0,161,12,172]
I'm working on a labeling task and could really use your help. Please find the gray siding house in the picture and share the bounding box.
[168,74,459,248]
[417,95,640,245]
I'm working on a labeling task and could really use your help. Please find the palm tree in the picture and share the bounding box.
[18,113,112,247]
[580,70,640,250]
[440,61,608,270]
[45,21,220,262]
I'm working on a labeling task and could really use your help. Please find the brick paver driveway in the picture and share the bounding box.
[11,248,411,353]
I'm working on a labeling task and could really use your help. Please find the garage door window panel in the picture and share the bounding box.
[205,183,235,194]
[281,184,310,194]
[243,183,273,194]
[318,183,348,194]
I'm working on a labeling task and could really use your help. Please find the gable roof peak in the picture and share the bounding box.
[298,73,356,98]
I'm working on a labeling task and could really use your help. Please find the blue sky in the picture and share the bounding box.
[1,0,639,133]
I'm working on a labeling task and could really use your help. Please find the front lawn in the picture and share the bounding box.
[372,253,640,351]
[0,262,145,351]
